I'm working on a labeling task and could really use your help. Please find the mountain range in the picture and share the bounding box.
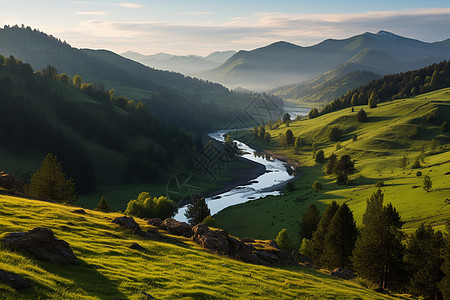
[121,50,236,75]
[198,30,450,92]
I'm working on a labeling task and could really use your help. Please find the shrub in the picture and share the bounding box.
[315,150,325,163]
[352,134,358,141]
[328,127,342,142]
[423,175,432,192]
[375,180,384,187]
[336,173,348,185]
[201,215,217,227]
[411,160,422,169]
[96,195,111,212]
[312,181,323,192]
[416,171,422,176]
[356,109,367,122]
[299,238,313,257]
[125,192,177,219]
[275,228,292,251]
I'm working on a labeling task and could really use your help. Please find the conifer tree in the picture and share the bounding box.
[352,190,405,290]
[311,201,339,265]
[322,203,358,269]
[438,220,450,300]
[404,224,444,300]
[185,197,210,225]
[25,153,76,203]
[326,153,338,175]
[97,195,111,212]
[300,204,321,240]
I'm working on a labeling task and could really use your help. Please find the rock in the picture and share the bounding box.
[0,171,23,192]
[129,242,146,252]
[268,240,279,249]
[291,250,313,265]
[256,251,280,263]
[147,218,163,227]
[160,218,192,237]
[239,237,255,243]
[191,224,229,254]
[71,209,87,214]
[112,216,142,233]
[0,269,31,291]
[331,267,356,280]
[275,250,297,265]
[2,228,79,265]
[228,236,263,265]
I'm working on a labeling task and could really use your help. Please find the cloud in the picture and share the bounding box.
[64,8,450,55]
[116,3,143,8]
[179,12,215,16]
[74,11,108,16]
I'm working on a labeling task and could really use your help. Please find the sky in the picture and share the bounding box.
[0,0,449,56]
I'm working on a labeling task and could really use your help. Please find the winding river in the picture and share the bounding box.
[174,105,309,222]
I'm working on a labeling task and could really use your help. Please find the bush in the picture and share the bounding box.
[328,127,342,142]
[201,215,217,227]
[336,173,348,185]
[125,192,178,219]
[423,175,432,192]
[356,109,367,122]
[312,181,323,192]
[299,238,313,257]
[96,195,111,212]
[411,160,422,169]
[416,171,422,176]
[315,150,325,163]
[275,228,292,251]
[375,180,384,187]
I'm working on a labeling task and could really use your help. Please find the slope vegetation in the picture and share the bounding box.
[216,88,450,245]
[0,194,408,299]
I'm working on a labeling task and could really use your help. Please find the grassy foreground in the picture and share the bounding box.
[216,88,450,246]
[0,194,410,299]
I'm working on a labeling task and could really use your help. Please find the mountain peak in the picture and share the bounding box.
[375,30,401,39]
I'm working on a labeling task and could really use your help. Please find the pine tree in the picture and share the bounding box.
[300,204,321,240]
[326,153,338,175]
[96,195,111,212]
[352,190,405,290]
[25,153,76,203]
[404,224,444,300]
[311,201,339,265]
[438,220,450,300]
[185,197,210,225]
[322,203,358,269]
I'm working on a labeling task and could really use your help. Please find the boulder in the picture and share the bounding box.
[147,218,163,227]
[2,228,78,264]
[331,267,356,280]
[228,237,263,265]
[112,216,142,233]
[275,250,297,265]
[256,251,280,263]
[0,171,23,192]
[191,224,229,254]
[160,218,192,237]
[291,250,314,265]
[0,269,31,291]
[71,209,87,214]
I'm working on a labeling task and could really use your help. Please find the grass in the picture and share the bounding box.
[0,195,410,299]
[216,88,450,246]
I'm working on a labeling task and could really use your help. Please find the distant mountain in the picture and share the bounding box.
[121,50,236,75]
[0,25,251,133]
[200,31,450,91]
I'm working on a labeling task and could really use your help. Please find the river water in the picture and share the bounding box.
[174,129,296,222]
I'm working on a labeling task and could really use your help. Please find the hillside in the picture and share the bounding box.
[121,50,236,75]
[199,31,450,90]
[0,25,253,133]
[216,88,450,246]
[0,194,408,299]
[271,71,380,107]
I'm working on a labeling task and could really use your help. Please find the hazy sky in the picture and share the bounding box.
[1,0,449,55]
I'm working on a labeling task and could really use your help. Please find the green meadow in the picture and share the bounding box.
[0,195,409,299]
[216,88,450,246]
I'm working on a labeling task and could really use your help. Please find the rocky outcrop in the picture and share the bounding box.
[147,218,163,227]
[112,216,142,233]
[0,171,23,192]
[2,228,79,265]
[291,250,314,266]
[160,218,193,237]
[331,267,356,280]
[71,209,87,214]
[0,269,31,291]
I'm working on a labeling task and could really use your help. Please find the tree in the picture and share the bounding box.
[334,155,355,175]
[264,132,271,143]
[59,73,70,84]
[125,192,178,219]
[315,150,325,163]
[25,153,76,203]
[312,180,323,192]
[368,91,379,108]
[42,65,58,79]
[430,139,440,153]
[353,190,405,290]
[73,74,82,88]
[294,136,302,154]
[285,129,295,147]
[311,201,339,265]
[326,153,338,175]
[97,195,111,212]
[328,127,342,142]
[258,124,265,139]
[308,108,319,119]
[202,215,217,227]
[282,113,291,124]
[423,175,432,192]
[275,228,292,251]
[351,93,359,106]
[404,224,444,300]
[356,109,367,122]
[400,155,409,170]
[185,197,210,225]
[439,221,450,299]
[299,238,313,257]
[300,204,321,240]
[322,203,357,269]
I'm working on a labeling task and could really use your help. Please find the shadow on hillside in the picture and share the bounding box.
[36,259,129,299]
[367,116,395,123]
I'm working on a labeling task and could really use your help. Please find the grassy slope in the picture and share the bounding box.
[0,195,407,299]
[216,88,450,246]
